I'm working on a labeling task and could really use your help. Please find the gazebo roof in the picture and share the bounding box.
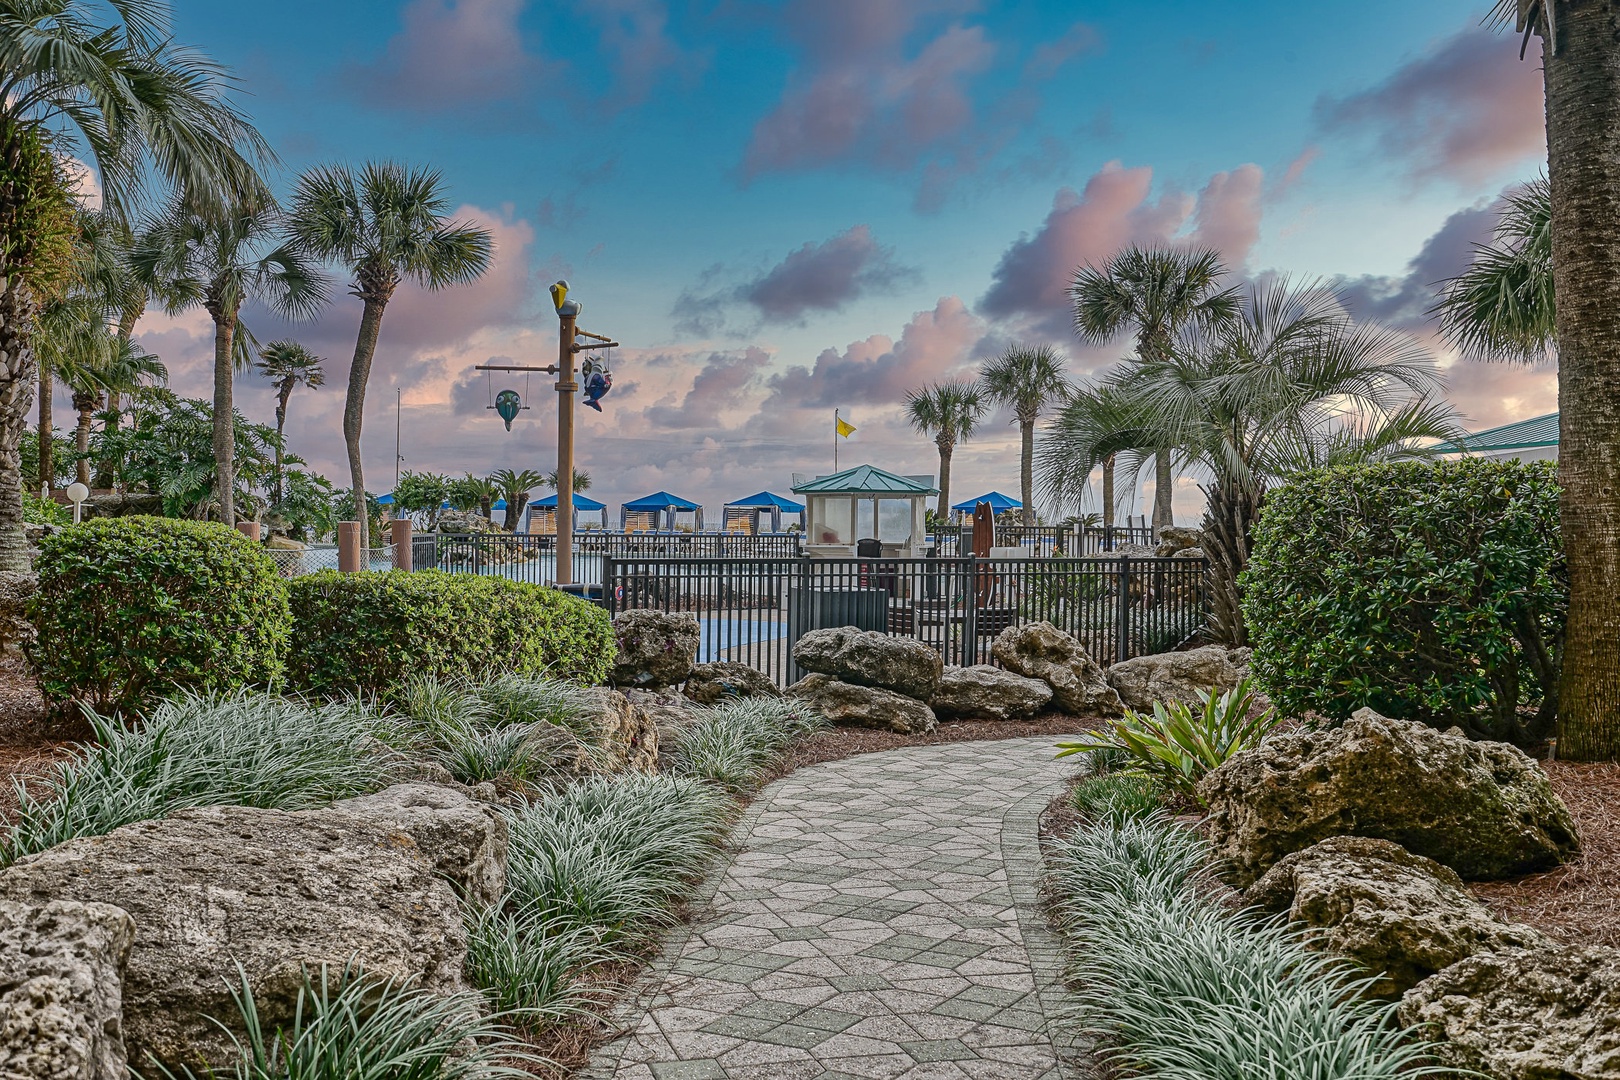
[622,490,701,511]
[528,493,607,511]
[950,491,1022,513]
[1433,411,1559,454]
[791,464,938,496]
[726,490,805,512]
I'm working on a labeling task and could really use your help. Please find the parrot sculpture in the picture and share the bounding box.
[582,370,612,412]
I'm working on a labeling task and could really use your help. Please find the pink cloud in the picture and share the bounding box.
[1314,26,1544,186]
[1024,22,1102,81]
[344,0,546,110]
[1190,164,1264,271]
[640,348,771,429]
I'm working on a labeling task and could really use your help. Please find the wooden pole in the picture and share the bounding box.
[337,521,361,573]
[235,521,260,541]
[556,310,578,586]
[391,518,413,571]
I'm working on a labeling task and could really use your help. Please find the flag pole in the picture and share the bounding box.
[834,409,839,471]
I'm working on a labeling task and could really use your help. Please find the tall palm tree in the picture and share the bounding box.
[1042,279,1459,646]
[289,162,493,551]
[60,336,165,485]
[132,203,328,525]
[253,340,325,505]
[1070,246,1240,534]
[491,468,546,531]
[1485,1,1620,760]
[0,0,270,570]
[979,345,1069,526]
[905,380,987,516]
[543,467,591,493]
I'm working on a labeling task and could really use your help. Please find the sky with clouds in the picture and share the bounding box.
[101,0,1550,522]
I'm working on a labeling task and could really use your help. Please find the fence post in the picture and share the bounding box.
[602,557,618,614]
[1115,555,1132,663]
[961,554,979,667]
[391,519,413,571]
[337,522,361,573]
[235,521,260,542]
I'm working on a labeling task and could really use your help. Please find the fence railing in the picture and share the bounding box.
[1080,525,1156,554]
[602,554,1207,687]
[929,525,1075,557]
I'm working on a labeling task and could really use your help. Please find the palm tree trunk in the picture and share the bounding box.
[936,439,954,517]
[211,309,236,526]
[35,361,49,496]
[1201,482,1262,647]
[1153,452,1174,534]
[73,397,94,486]
[273,384,290,507]
[1545,4,1620,761]
[1019,419,1035,526]
[502,498,518,531]
[1101,453,1116,534]
[0,275,38,573]
[345,298,388,552]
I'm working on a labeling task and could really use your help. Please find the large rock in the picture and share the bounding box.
[1245,836,1545,997]
[0,899,135,1080]
[610,610,701,688]
[685,661,781,705]
[1198,709,1579,886]
[786,673,936,734]
[576,688,661,773]
[1153,526,1203,557]
[930,665,1052,721]
[1399,944,1620,1079]
[792,626,943,700]
[990,622,1123,717]
[1105,644,1247,712]
[0,786,501,1074]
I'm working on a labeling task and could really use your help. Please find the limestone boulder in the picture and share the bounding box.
[1105,644,1247,712]
[1198,709,1579,886]
[610,610,701,688]
[685,662,781,705]
[1153,526,1203,557]
[990,622,1123,717]
[792,626,943,700]
[1244,836,1545,996]
[930,665,1052,721]
[575,688,661,774]
[0,899,135,1080]
[1399,944,1620,1079]
[0,785,501,1074]
[786,673,936,734]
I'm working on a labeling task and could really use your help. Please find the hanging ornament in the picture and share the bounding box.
[494,389,523,430]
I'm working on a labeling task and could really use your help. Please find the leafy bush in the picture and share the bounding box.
[22,491,68,526]
[1055,678,1277,800]
[1070,773,1163,826]
[398,674,604,787]
[153,962,539,1079]
[285,570,613,695]
[28,517,290,714]
[1046,817,1459,1079]
[1242,459,1564,746]
[664,698,827,794]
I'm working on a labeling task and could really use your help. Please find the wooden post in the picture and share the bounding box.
[235,521,261,542]
[338,521,361,573]
[391,518,413,571]
[556,310,578,586]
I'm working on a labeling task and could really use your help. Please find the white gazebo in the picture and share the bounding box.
[791,465,936,558]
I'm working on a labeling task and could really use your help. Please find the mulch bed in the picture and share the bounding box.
[0,650,78,823]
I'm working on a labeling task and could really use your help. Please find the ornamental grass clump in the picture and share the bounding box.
[1069,772,1164,827]
[1,692,397,865]
[398,673,606,787]
[1046,816,1463,1079]
[664,698,827,794]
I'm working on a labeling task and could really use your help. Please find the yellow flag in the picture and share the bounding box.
[836,416,856,438]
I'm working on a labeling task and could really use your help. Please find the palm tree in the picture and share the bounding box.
[1042,279,1460,646]
[1483,2,1620,760]
[289,162,493,551]
[1038,380,1158,541]
[543,467,591,493]
[61,337,165,486]
[491,468,546,531]
[1070,246,1240,535]
[905,381,987,516]
[0,0,270,570]
[1433,177,1554,362]
[979,345,1069,526]
[254,340,325,505]
[132,203,328,525]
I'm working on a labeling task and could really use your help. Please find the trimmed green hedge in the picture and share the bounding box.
[286,570,614,694]
[1240,459,1563,746]
[28,517,290,715]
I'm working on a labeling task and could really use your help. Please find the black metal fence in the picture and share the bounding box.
[1080,525,1156,554]
[929,525,1073,557]
[602,554,1207,686]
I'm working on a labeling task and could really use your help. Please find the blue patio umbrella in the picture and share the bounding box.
[724,490,805,533]
[950,491,1022,515]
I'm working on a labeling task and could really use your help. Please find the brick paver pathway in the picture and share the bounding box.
[582,736,1083,1080]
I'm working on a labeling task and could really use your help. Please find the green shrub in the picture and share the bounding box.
[1055,678,1277,801]
[664,698,827,794]
[28,517,290,714]
[1070,773,1164,826]
[1241,459,1563,746]
[285,571,613,695]
[22,492,68,526]
[2,693,398,865]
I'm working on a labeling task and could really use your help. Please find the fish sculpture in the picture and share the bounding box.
[582,370,612,412]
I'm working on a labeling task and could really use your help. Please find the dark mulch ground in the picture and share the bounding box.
[1471,760,1620,947]
[0,651,77,822]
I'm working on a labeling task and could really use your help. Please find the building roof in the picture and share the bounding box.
[791,464,939,495]
[950,490,1022,513]
[725,490,805,512]
[622,490,701,511]
[528,493,608,511]
[1433,411,1560,454]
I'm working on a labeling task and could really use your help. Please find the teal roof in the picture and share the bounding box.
[1433,412,1559,454]
[791,464,938,495]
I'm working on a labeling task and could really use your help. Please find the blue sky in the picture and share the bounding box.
[119,0,1549,521]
